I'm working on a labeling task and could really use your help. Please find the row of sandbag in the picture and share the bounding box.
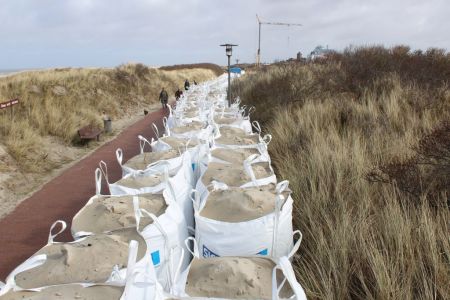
[159,77,307,299]
[105,78,307,299]
[0,75,307,299]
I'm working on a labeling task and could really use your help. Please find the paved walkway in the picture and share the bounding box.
[0,106,168,280]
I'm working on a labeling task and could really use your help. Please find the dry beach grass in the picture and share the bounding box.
[233,46,450,299]
[0,64,216,172]
[0,64,218,217]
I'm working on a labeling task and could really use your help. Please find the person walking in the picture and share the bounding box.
[159,87,169,109]
[184,79,190,91]
[175,88,183,101]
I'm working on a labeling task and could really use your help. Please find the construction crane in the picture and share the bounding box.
[256,14,302,66]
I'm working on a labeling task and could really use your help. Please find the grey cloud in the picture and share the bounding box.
[0,0,448,68]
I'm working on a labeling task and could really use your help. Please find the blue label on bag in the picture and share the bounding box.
[203,245,219,258]
[192,163,196,171]
[151,251,160,266]
[257,249,268,256]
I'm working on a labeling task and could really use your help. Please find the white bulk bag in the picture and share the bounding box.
[150,136,173,152]
[167,123,214,142]
[71,170,158,238]
[166,106,176,129]
[212,109,255,135]
[167,120,205,138]
[176,106,210,124]
[166,152,196,229]
[213,131,271,155]
[99,155,194,229]
[195,154,277,205]
[74,186,190,292]
[0,221,148,294]
[171,238,307,300]
[116,135,183,177]
[0,241,160,300]
[199,145,271,167]
[99,160,167,196]
[149,135,208,182]
[193,181,296,259]
[213,102,243,119]
[133,191,190,291]
[149,134,195,153]
[218,120,252,135]
[121,240,166,300]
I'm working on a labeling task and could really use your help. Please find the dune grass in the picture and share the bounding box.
[159,63,224,76]
[233,46,449,299]
[0,64,216,172]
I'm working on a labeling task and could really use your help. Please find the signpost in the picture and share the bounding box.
[220,44,238,107]
[0,98,19,121]
[0,98,19,110]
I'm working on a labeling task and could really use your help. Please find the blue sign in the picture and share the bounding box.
[230,67,242,74]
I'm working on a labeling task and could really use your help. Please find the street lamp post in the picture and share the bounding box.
[220,43,238,107]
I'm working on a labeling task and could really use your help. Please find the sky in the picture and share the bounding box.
[0,0,449,69]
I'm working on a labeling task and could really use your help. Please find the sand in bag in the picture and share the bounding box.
[211,148,261,164]
[171,121,205,134]
[0,284,124,300]
[201,162,273,187]
[200,185,288,222]
[214,107,236,114]
[158,136,189,149]
[218,126,250,138]
[214,116,243,125]
[72,194,167,234]
[124,149,180,170]
[214,116,237,125]
[14,228,146,289]
[115,173,164,189]
[215,132,260,146]
[184,110,199,118]
[186,257,293,299]
[185,107,199,114]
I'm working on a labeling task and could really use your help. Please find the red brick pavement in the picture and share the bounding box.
[0,106,169,280]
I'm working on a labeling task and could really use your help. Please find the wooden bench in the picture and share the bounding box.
[78,125,102,142]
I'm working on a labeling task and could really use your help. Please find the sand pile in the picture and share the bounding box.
[214,116,239,125]
[171,121,204,134]
[215,107,236,114]
[184,111,199,118]
[185,107,199,113]
[219,126,249,137]
[211,148,260,164]
[0,284,124,300]
[72,194,167,233]
[215,128,260,146]
[124,149,180,170]
[200,185,287,222]
[115,174,163,189]
[201,162,273,187]
[159,136,189,149]
[15,228,146,289]
[186,257,292,299]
